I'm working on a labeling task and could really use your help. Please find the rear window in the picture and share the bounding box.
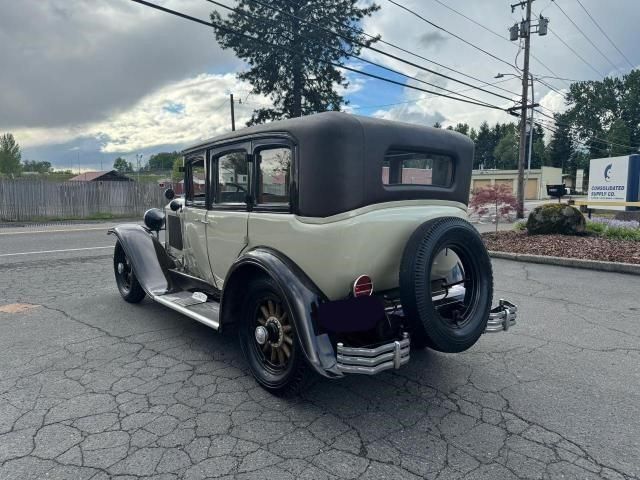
[382,149,453,187]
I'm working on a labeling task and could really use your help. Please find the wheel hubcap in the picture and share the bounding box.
[117,262,125,275]
[255,326,268,345]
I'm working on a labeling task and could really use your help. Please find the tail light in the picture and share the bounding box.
[353,275,373,297]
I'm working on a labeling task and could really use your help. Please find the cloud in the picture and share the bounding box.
[418,31,448,50]
[15,73,272,154]
[0,0,238,130]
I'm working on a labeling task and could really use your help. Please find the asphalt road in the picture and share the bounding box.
[0,223,639,480]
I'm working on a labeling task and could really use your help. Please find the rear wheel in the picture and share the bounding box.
[239,277,309,396]
[400,217,493,353]
[113,241,146,303]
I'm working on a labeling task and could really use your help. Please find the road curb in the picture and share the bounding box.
[488,251,640,276]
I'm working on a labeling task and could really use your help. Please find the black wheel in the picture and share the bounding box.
[113,241,146,303]
[239,277,309,396]
[400,217,493,353]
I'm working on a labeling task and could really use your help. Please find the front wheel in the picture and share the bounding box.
[239,277,309,396]
[113,241,146,303]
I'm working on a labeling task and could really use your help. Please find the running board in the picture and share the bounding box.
[152,291,220,331]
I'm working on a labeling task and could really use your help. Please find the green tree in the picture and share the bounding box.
[113,157,132,173]
[529,124,547,169]
[172,156,184,182]
[474,121,494,169]
[546,114,574,169]
[493,131,518,170]
[211,0,379,125]
[0,133,22,175]
[564,70,640,158]
[607,118,631,157]
[22,160,52,173]
[148,151,180,171]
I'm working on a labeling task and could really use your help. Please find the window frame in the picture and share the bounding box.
[208,142,252,211]
[251,137,296,213]
[184,151,207,209]
[382,147,456,189]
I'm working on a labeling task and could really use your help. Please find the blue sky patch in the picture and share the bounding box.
[163,102,185,114]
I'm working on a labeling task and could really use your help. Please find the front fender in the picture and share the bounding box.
[222,247,342,378]
[108,224,175,296]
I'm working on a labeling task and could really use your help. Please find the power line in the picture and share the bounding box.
[540,21,605,78]
[352,78,518,111]
[241,0,518,103]
[206,0,503,108]
[128,0,508,112]
[551,0,623,74]
[574,0,635,70]
[274,0,522,99]
[384,0,517,69]
[535,113,640,151]
[398,0,575,93]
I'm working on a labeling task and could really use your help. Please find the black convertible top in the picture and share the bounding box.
[183,112,473,217]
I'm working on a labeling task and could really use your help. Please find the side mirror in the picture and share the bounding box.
[169,200,182,212]
[164,188,175,200]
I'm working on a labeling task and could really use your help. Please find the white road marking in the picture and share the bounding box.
[0,246,113,257]
[0,227,113,235]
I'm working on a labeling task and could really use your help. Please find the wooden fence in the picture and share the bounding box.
[0,179,166,222]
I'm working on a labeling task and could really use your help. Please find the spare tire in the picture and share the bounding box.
[399,217,493,353]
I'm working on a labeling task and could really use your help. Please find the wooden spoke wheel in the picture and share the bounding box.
[239,277,309,395]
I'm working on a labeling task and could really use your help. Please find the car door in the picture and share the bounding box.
[180,151,217,287]
[206,143,251,287]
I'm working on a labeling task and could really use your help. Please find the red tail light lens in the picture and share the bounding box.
[353,275,373,297]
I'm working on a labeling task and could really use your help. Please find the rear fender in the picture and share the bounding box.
[222,247,341,378]
[108,224,175,296]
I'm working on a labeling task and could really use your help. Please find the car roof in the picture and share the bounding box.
[182,111,470,154]
[182,111,474,216]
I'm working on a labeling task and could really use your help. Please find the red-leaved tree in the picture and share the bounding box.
[469,184,519,232]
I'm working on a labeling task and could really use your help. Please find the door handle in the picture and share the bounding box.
[197,219,209,225]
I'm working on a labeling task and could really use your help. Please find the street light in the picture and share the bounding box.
[496,72,535,200]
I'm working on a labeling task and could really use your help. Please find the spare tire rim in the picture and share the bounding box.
[430,243,482,330]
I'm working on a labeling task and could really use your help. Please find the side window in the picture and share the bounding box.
[185,153,206,207]
[256,146,291,206]
[382,149,453,187]
[216,151,249,204]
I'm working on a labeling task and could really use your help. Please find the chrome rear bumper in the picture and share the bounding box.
[485,299,518,333]
[336,333,410,375]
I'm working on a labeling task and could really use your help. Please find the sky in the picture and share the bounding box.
[1,0,638,172]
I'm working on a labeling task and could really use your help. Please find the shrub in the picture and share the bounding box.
[585,222,607,236]
[469,184,519,233]
[526,203,586,235]
[603,226,640,241]
[514,220,527,231]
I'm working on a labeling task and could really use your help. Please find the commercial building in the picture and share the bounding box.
[470,167,563,200]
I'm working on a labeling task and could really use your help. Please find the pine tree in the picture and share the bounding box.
[211,0,379,125]
[0,133,22,175]
[547,114,574,170]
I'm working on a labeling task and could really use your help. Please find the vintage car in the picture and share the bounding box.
[109,112,517,395]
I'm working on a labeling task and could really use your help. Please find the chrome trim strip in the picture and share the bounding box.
[337,338,410,357]
[485,299,517,333]
[336,333,410,375]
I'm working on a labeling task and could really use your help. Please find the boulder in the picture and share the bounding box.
[526,203,586,235]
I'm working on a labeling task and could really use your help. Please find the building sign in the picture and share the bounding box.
[588,155,640,211]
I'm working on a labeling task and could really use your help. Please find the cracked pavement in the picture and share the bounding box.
[0,246,639,479]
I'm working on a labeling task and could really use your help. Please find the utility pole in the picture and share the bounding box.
[516,0,532,218]
[230,93,236,131]
[508,0,548,217]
